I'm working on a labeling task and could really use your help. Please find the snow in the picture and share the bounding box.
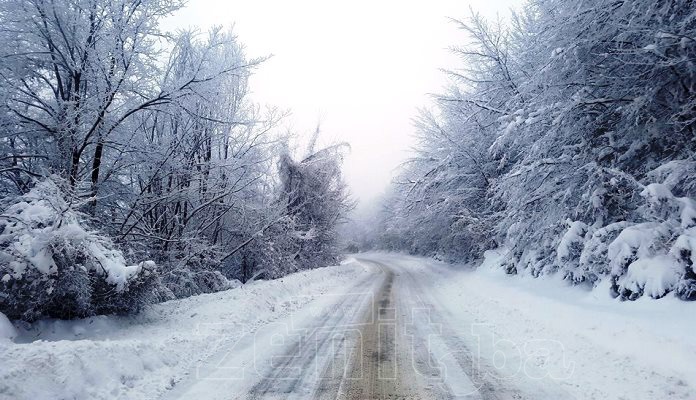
[671,228,696,266]
[379,253,696,400]
[607,222,668,275]
[0,260,369,400]
[641,182,673,202]
[556,220,587,261]
[2,253,693,399]
[0,312,17,342]
[648,159,696,190]
[479,248,507,271]
[0,179,154,289]
[678,197,696,228]
[618,255,682,299]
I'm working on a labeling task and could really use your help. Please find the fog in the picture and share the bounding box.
[165,0,520,207]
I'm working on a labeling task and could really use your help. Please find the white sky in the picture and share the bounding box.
[165,0,519,207]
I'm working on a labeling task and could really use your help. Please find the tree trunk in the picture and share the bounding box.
[69,149,81,187]
[241,253,249,283]
[89,137,104,212]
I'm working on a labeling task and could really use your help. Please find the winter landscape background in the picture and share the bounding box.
[1,0,695,399]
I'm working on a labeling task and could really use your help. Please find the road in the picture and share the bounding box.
[164,255,565,399]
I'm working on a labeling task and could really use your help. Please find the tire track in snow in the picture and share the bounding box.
[246,266,382,399]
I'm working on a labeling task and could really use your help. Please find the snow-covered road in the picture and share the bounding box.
[162,253,696,399]
[167,257,506,399]
[2,253,695,399]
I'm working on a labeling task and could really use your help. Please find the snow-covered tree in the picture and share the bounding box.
[0,0,354,318]
[278,141,352,270]
[380,0,696,299]
[227,138,353,282]
[0,0,185,194]
[99,28,273,297]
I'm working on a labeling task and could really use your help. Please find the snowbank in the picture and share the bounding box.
[0,261,368,400]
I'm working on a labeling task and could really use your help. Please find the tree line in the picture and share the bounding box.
[0,0,351,321]
[377,0,696,300]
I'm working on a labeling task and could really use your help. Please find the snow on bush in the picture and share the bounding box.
[671,228,696,300]
[616,255,682,300]
[160,244,237,299]
[575,222,630,285]
[556,220,588,262]
[495,174,696,300]
[0,311,17,341]
[607,223,670,279]
[556,220,588,282]
[601,181,696,300]
[0,179,159,321]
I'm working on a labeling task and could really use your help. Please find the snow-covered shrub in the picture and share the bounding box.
[576,222,631,285]
[671,229,696,300]
[615,255,683,300]
[552,180,696,300]
[159,241,236,299]
[586,180,696,300]
[161,268,236,299]
[607,222,673,299]
[0,179,159,321]
[556,220,589,282]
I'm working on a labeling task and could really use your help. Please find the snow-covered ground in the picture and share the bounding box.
[366,252,696,399]
[1,253,694,400]
[0,261,371,400]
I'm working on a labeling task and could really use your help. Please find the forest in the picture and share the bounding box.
[1,0,696,327]
[371,0,696,301]
[1,1,696,399]
[0,0,351,321]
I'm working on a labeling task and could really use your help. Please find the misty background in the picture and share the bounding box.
[164,0,520,209]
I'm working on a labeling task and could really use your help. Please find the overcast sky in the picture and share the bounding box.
[165,0,519,207]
